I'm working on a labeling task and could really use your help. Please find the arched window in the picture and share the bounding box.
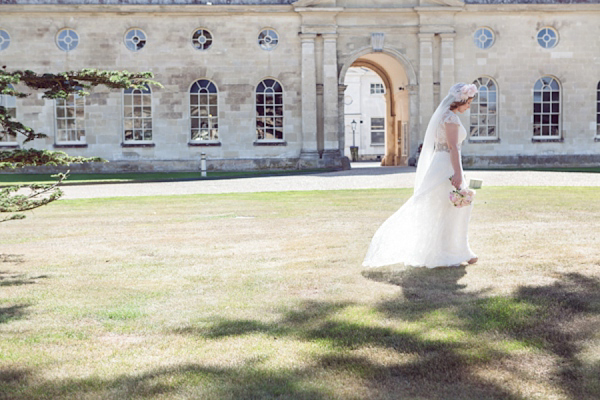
[123,85,152,142]
[190,80,218,141]
[256,79,283,140]
[533,76,561,139]
[597,82,600,138]
[0,84,17,144]
[55,92,85,144]
[470,77,498,140]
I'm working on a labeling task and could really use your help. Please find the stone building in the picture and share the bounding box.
[0,0,599,171]
[343,67,387,161]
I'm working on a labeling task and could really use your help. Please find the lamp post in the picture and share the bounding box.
[350,119,358,162]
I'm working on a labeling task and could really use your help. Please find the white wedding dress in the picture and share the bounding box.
[363,107,477,268]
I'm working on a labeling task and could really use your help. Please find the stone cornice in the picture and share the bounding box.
[0,4,295,13]
[294,7,343,13]
[414,6,464,12]
[464,3,600,11]
[2,3,597,14]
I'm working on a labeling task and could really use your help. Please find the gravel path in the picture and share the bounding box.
[61,163,600,200]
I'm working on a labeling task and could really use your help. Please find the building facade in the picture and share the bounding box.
[0,0,599,171]
[343,67,387,161]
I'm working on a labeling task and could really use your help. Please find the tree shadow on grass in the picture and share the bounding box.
[366,267,600,399]
[2,271,598,399]
[0,270,48,287]
[0,362,329,400]
[172,296,523,399]
[0,304,29,325]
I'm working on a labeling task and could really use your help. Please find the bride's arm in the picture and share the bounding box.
[446,122,463,189]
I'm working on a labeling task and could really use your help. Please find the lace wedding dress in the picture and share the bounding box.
[363,84,478,268]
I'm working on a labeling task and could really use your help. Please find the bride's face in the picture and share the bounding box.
[456,98,473,113]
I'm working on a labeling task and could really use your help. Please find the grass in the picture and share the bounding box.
[1,187,599,399]
[464,166,600,173]
[0,168,336,186]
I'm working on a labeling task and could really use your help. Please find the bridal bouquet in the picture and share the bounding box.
[449,176,475,207]
[449,187,475,208]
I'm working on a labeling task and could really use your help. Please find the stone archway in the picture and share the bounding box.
[339,48,418,166]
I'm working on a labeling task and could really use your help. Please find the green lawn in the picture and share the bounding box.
[1,187,599,399]
[0,168,335,186]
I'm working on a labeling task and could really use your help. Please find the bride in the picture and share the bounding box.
[363,83,479,268]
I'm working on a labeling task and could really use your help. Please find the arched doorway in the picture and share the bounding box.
[339,49,417,166]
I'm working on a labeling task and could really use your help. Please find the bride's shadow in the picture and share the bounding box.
[362,266,481,320]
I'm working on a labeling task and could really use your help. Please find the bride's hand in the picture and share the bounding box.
[451,174,463,189]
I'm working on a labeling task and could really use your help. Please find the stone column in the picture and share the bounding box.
[440,32,456,101]
[338,84,347,157]
[322,33,339,154]
[300,33,318,157]
[418,32,435,144]
[407,84,420,162]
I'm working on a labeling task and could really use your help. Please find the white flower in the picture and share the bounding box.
[459,84,478,101]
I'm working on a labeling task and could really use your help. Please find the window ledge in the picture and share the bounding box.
[531,138,564,143]
[54,143,88,148]
[371,143,385,146]
[253,141,287,146]
[188,141,222,147]
[121,142,156,148]
[468,138,501,144]
[0,144,20,149]
[595,137,600,142]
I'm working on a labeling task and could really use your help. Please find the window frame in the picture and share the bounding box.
[0,83,18,145]
[255,78,284,142]
[56,28,79,52]
[370,83,385,95]
[0,29,10,51]
[122,85,153,144]
[54,92,86,145]
[473,27,495,50]
[469,76,499,142]
[596,82,600,139]
[532,76,562,141]
[124,28,147,52]
[258,28,279,51]
[191,28,213,51]
[370,117,385,146]
[189,79,219,143]
[536,27,559,49]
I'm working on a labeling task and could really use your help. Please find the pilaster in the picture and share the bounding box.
[338,84,347,157]
[299,33,318,156]
[418,32,435,144]
[439,32,456,101]
[407,84,420,160]
[322,33,339,152]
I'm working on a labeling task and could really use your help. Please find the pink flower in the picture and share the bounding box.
[460,84,478,101]
[449,187,476,208]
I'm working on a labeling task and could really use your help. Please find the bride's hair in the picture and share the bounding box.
[449,97,474,111]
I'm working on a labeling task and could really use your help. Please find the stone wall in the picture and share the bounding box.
[1,9,313,171]
[455,7,600,162]
[1,1,599,171]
